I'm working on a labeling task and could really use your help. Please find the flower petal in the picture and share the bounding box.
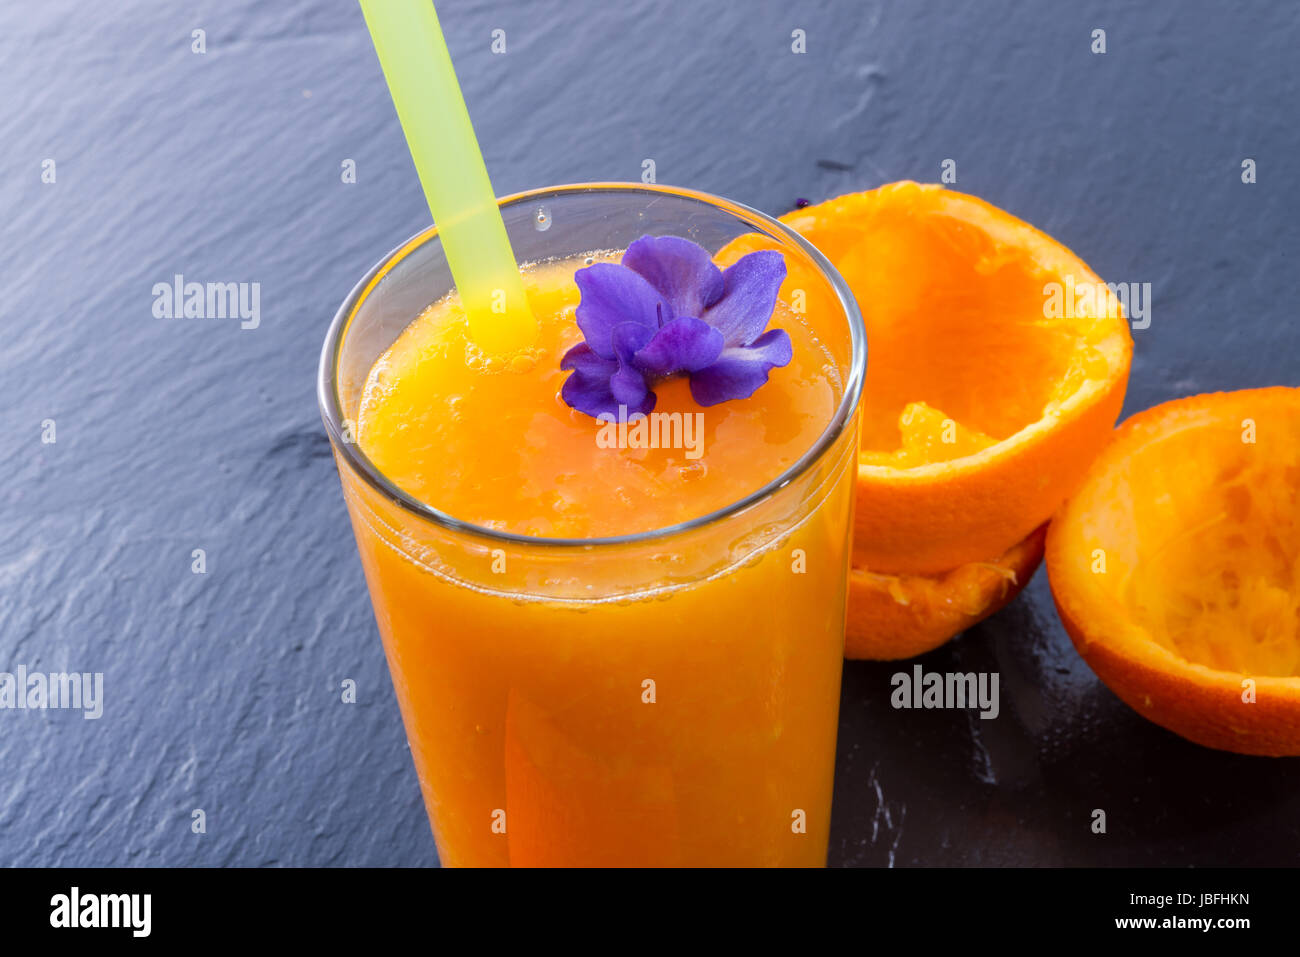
[623,235,725,320]
[701,250,787,347]
[632,316,725,378]
[560,341,617,377]
[609,322,656,410]
[560,343,622,418]
[687,328,793,407]
[574,262,667,360]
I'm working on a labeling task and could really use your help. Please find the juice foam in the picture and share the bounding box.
[357,253,840,538]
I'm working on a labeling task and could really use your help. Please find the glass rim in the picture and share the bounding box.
[317,181,866,549]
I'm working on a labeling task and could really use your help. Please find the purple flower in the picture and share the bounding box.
[560,235,792,418]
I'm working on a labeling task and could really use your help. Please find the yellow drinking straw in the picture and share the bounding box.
[359,0,537,354]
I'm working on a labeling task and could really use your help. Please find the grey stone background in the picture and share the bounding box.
[1,0,1296,866]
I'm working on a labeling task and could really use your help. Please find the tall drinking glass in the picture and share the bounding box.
[319,183,865,866]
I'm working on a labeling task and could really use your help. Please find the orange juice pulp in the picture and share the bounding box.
[343,252,859,865]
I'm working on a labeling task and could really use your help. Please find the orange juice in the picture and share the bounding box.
[357,256,840,537]
[323,185,864,867]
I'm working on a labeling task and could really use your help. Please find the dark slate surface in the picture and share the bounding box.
[1,0,1296,867]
